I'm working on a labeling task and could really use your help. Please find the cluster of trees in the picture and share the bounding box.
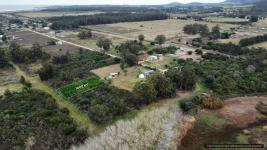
[180,94,223,114]
[49,13,168,29]
[116,40,145,67]
[239,33,267,47]
[0,49,10,68]
[165,63,197,91]
[202,42,248,55]
[52,52,70,64]
[96,38,112,52]
[133,72,176,104]
[78,29,92,40]
[183,23,210,37]
[148,46,176,55]
[9,43,50,63]
[72,84,138,123]
[0,89,87,149]
[174,51,267,96]
[154,35,167,45]
[40,50,117,87]
[38,63,55,81]
[184,24,222,39]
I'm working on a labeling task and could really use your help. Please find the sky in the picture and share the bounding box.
[0,0,225,5]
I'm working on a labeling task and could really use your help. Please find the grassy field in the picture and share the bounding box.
[204,17,248,23]
[86,19,238,41]
[91,64,148,91]
[9,31,80,56]
[249,41,267,49]
[0,82,23,95]
[58,77,104,98]
[16,11,103,18]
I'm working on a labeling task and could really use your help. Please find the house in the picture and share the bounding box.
[108,72,118,79]
[55,30,65,37]
[147,55,158,62]
[44,27,50,30]
[56,40,63,45]
[143,70,154,76]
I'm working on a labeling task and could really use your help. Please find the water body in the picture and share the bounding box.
[0,5,46,12]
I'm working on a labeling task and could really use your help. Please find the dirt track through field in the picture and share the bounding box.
[23,28,118,58]
[11,62,99,134]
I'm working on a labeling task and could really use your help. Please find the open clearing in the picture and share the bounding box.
[204,17,248,23]
[16,11,103,18]
[86,19,238,41]
[204,96,267,127]
[9,30,80,56]
[58,77,104,98]
[91,64,149,91]
[249,41,267,49]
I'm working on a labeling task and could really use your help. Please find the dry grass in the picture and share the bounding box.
[91,64,148,91]
[86,19,238,41]
[8,31,80,56]
[0,82,23,95]
[249,41,267,49]
[0,68,18,85]
[204,17,248,23]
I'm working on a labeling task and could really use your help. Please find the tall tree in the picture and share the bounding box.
[211,25,221,40]
[154,35,166,45]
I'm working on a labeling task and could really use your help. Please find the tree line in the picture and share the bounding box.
[239,34,267,47]
[49,12,168,30]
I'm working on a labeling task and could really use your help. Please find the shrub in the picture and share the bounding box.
[202,96,224,110]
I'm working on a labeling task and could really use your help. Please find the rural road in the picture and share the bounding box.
[23,28,119,58]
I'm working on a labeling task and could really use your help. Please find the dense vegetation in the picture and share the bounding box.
[148,46,177,55]
[202,42,249,55]
[9,43,50,64]
[0,89,87,149]
[171,52,267,96]
[72,84,138,123]
[49,13,168,29]
[0,48,10,68]
[183,23,210,37]
[116,40,146,67]
[40,49,117,87]
[239,33,267,47]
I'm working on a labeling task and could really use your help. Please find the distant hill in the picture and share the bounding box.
[222,0,259,4]
[251,0,267,15]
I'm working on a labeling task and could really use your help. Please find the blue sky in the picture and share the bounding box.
[1,0,225,5]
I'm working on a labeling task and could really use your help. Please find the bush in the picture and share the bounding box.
[202,96,224,110]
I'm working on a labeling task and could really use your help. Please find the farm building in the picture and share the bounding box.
[56,40,63,45]
[138,70,155,79]
[147,55,158,62]
[55,30,65,37]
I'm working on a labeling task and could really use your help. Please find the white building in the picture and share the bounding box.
[147,55,158,62]
[56,40,63,45]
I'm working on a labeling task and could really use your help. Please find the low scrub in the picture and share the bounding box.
[202,96,224,110]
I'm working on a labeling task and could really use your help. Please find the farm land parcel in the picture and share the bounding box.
[58,77,103,98]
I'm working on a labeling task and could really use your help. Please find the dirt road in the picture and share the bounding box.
[23,28,118,58]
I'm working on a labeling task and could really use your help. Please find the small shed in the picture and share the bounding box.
[108,72,118,79]
[56,40,63,45]
[147,55,158,62]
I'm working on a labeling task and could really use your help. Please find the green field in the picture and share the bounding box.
[58,77,104,98]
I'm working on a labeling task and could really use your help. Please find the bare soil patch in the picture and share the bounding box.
[204,96,267,127]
